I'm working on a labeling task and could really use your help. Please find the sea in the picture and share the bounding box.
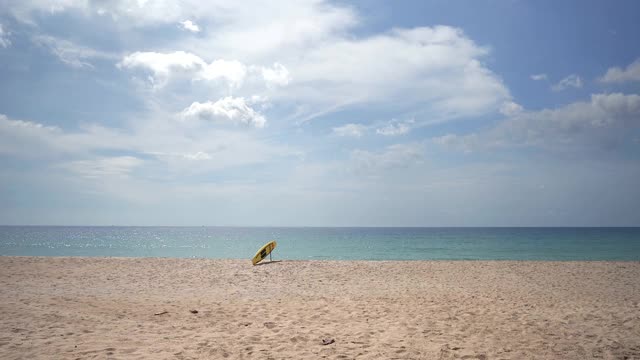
[1,226,639,261]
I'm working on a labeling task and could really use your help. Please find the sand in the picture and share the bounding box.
[0,257,639,359]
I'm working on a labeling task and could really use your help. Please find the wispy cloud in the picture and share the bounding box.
[0,24,10,48]
[281,26,510,122]
[376,119,414,136]
[32,35,115,68]
[58,156,143,179]
[530,73,547,81]
[551,74,583,91]
[351,143,425,174]
[0,112,291,174]
[333,123,367,138]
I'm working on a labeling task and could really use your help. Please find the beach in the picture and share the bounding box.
[0,257,638,359]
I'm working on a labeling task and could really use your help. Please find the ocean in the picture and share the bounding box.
[1,226,639,261]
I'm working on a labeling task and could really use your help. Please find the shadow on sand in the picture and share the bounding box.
[254,260,283,266]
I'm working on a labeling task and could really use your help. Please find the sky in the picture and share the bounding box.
[1,0,639,226]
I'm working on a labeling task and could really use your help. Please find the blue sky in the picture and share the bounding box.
[1,0,639,226]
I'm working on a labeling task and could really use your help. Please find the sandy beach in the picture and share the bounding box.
[0,257,638,359]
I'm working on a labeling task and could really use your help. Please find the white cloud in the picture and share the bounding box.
[333,123,366,138]
[333,119,415,138]
[6,0,199,25]
[109,15,508,124]
[32,35,114,68]
[599,58,640,84]
[261,62,291,87]
[530,73,547,81]
[375,119,413,136]
[283,25,509,123]
[181,97,266,128]
[180,20,200,33]
[118,51,205,87]
[7,1,358,41]
[186,1,358,59]
[0,24,11,48]
[118,52,283,91]
[499,101,523,116]
[551,74,583,92]
[197,59,247,89]
[434,93,640,152]
[9,2,509,125]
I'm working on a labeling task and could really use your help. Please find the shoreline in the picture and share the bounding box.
[1,257,639,359]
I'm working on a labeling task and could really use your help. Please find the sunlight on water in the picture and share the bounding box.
[0,226,639,261]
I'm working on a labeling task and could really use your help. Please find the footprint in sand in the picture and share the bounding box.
[263,322,276,329]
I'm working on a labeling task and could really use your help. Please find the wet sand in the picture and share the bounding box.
[0,257,639,359]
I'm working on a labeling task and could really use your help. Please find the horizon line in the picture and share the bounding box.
[1,225,639,228]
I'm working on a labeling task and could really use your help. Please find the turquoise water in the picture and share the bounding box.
[0,226,639,261]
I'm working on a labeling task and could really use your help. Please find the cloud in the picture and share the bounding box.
[6,0,202,25]
[182,151,211,160]
[180,97,266,128]
[32,35,114,68]
[333,119,415,138]
[180,20,200,33]
[0,111,299,191]
[375,119,413,136]
[6,1,358,41]
[0,114,151,160]
[118,51,205,87]
[58,156,143,179]
[551,74,583,92]
[182,1,359,59]
[283,25,510,123]
[8,2,508,125]
[499,101,523,116]
[599,58,640,84]
[0,114,62,157]
[333,123,366,138]
[197,59,247,89]
[530,73,548,81]
[106,12,508,124]
[261,62,291,87]
[350,143,424,174]
[118,52,287,91]
[0,24,10,48]
[432,133,464,149]
[433,93,640,152]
